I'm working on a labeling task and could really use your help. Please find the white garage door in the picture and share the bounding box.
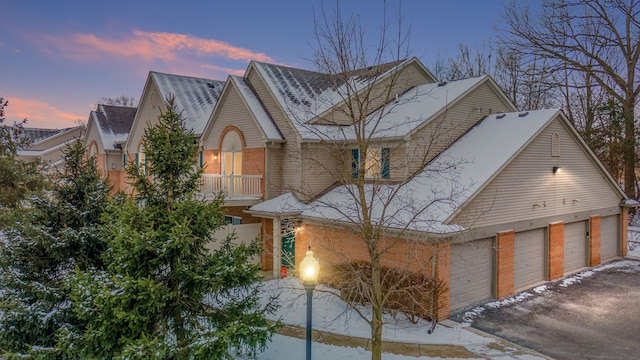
[601,215,619,261]
[514,229,546,290]
[450,238,493,311]
[565,221,587,274]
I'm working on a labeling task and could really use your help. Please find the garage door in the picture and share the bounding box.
[450,238,493,311]
[565,221,588,274]
[601,215,619,261]
[514,228,546,290]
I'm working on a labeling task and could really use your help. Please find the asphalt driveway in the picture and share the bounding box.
[454,258,640,360]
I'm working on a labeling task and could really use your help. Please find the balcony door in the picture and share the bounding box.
[221,130,243,195]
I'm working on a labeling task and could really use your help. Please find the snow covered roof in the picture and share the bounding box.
[229,76,283,141]
[251,59,408,140]
[91,105,137,149]
[294,75,491,141]
[299,109,562,234]
[249,192,307,215]
[151,72,224,135]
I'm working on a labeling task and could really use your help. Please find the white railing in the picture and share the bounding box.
[199,174,262,199]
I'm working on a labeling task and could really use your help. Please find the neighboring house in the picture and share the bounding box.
[17,126,84,172]
[123,71,225,195]
[83,104,137,192]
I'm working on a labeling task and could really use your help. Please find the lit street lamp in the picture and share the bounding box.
[299,247,319,360]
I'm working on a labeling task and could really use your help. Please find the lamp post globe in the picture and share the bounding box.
[300,247,319,360]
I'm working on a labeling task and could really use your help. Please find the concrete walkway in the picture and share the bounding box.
[274,320,553,359]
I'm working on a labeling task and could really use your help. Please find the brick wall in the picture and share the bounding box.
[548,222,564,280]
[297,223,452,320]
[496,230,515,298]
[589,215,601,266]
[201,149,219,174]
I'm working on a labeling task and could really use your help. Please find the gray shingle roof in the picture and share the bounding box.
[92,105,136,148]
[22,128,67,143]
[151,72,224,135]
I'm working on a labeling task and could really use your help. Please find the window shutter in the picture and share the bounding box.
[122,154,126,167]
[135,153,139,167]
[144,155,148,175]
[381,148,390,179]
[199,151,203,168]
[351,149,359,179]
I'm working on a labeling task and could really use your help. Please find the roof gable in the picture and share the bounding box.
[90,105,136,150]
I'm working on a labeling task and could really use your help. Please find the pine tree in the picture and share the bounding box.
[63,97,278,359]
[0,140,111,358]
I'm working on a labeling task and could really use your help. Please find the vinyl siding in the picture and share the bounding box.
[405,82,514,175]
[127,81,163,155]
[202,83,265,150]
[300,143,343,197]
[247,67,302,198]
[454,118,622,228]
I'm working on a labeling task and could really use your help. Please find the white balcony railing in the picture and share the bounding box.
[199,174,262,199]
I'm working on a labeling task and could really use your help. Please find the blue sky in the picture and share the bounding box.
[0,1,511,129]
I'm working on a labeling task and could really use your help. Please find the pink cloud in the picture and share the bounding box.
[41,29,275,64]
[202,63,245,77]
[5,97,84,129]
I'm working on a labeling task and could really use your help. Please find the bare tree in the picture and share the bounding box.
[501,0,640,198]
[294,4,479,359]
[100,95,137,108]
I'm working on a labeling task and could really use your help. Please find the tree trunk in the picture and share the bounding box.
[370,257,383,360]
[623,95,636,199]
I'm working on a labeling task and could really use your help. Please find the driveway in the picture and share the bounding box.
[455,259,640,360]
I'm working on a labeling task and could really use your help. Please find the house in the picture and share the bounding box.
[17,126,85,171]
[198,58,627,320]
[83,104,137,192]
[89,57,630,320]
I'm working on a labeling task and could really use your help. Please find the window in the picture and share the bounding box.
[551,133,560,157]
[224,215,242,225]
[137,143,148,174]
[352,147,390,179]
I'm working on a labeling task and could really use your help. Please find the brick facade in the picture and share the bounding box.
[496,230,515,299]
[548,222,564,280]
[261,218,274,271]
[296,223,452,320]
[589,215,601,266]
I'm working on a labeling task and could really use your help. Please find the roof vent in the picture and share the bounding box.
[496,113,506,119]
[437,81,448,87]
[518,111,529,117]
[207,83,216,89]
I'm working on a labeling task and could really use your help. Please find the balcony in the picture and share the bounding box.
[198,174,262,200]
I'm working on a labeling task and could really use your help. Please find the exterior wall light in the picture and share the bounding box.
[553,166,560,174]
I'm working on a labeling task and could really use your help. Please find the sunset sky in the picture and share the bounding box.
[1,1,510,129]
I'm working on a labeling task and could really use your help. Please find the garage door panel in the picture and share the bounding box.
[565,221,587,273]
[514,229,545,290]
[601,215,618,261]
[450,238,493,311]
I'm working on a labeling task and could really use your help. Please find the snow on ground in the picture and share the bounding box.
[254,277,544,359]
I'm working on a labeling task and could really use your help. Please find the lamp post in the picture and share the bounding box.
[299,247,319,360]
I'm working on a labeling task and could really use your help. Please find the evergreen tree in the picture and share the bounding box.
[0,97,47,210]
[63,97,278,359]
[0,140,111,358]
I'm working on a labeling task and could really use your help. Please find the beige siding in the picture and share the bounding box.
[127,81,163,155]
[84,124,104,152]
[405,82,514,175]
[203,83,265,150]
[247,68,302,198]
[266,146,283,199]
[300,143,343,197]
[455,118,622,228]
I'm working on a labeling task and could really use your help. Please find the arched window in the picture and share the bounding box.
[221,130,243,177]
